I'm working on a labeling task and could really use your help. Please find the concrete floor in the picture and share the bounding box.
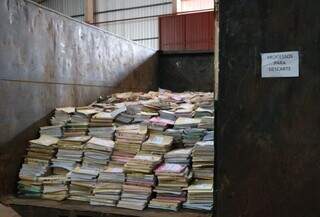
[0,204,21,217]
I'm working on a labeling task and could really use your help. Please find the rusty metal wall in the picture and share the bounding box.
[217,0,320,217]
[0,0,157,196]
[159,11,214,52]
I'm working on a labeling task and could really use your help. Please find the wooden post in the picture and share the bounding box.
[85,0,95,24]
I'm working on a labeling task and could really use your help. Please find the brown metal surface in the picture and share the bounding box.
[159,11,214,52]
[217,0,320,217]
[0,0,158,197]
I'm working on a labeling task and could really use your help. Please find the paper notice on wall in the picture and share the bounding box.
[261,51,299,78]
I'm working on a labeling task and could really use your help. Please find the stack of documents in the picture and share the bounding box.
[194,107,214,118]
[68,167,99,202]
[183,181,213,211]
[141,134,173,154]
[114,124,148,164]
[18,135,58,197]
[63,122,88,137]
[182,128,206,147]
[118,153,161,210]
[40,125,63,138]
[117,184,152,210]
[192,141,214,180]
[174,117,201,129]
[50,107,74,125]
[174,104,194,118]
[203,131,214,141]
[89,112,115,127]
[88,126,115,139]
[52,136,91,175]
[90,165,125,206]
[163,129,184,148]
[198,116,214,130]
[146,117,174,134]
[124,153,162,174]
[40,175,68,201]
[164,148,192,165]
[82,137,114,170]
[149,163,191,211]
[159,110,177,122]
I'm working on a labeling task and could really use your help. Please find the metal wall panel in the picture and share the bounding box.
[42,0,84,16]
[160,15,186,50]
[159,11,214,51]
[185,11,214,50]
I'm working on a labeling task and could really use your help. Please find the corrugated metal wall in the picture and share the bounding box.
[42,0,85,21]
[37,0,173,49]
[95,0,172,49]
[160,11,214,52]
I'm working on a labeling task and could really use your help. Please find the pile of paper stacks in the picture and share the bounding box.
[18,135,59,197]
[194,107,214,118]
[141,134,173,155]
[146,117,174,134]
[117,153,162,210]
[149,163,191,211]
[164,148,192,165]
[112,124,148,165]
[39,125,63,138]
[50,107,73,126]
[192,141,214,180]
[174,104,194,118]
[183,181,213,211]
[82,137,114,170]
[90,165,125,206]
[52,136,91,175]
[67,167,99,202]
[40,175,68,201]
[163,129,184,148]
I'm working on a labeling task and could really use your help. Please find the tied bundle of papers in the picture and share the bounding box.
[174,104,194,118]
[40,175,68,201]
[174,117,201,129]
[192,141,214,180]
[40,125,63,138]
[82,137,114,170]
[88,126,115,139]
[198,116,214,130]
[149,163,191,211]
[141,134,173,154]
[182,128,206,147]
[146,117,175,133]
[194,107,214,118]
[118,153,162,210]
[113,124,148,164]
[52,136,91,175]
[183,181,213,211]
[90,166,124,207]
[67,168,99,202]
[18,135,59,197]
[50,107,74,125]
[164,129,184,148]
[164,148,192,165]
[89,106,125,127]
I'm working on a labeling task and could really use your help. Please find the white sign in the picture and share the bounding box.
[261,51,299,78]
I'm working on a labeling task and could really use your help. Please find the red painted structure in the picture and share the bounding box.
[159,11,214,52]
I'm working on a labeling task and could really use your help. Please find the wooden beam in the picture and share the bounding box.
[84,0,95,24]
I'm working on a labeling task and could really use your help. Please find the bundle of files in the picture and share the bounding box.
[164,148,192,165]
[198,116,214,130]
[50,107,74,125]
[88,126,115,139]
[141,134,173,155]
[174,117,201,129]
[149,163,191,211]
[18,135,59,197]
[146,117,174,134]
[182,128,206,147]
[194,107,214,118]
[40,175,68,201]
[67,167,99,202]
[52,136,91,175]
[183,181,213,211]
[163,129,184,148]
[174,104,195,118]
[89,105,125,128]
[40,125,63,138]
[113,124,148,165]
[82,137,114,170]
[118,153,162,210]
[90,165,125,206]
[192,141,214,180]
